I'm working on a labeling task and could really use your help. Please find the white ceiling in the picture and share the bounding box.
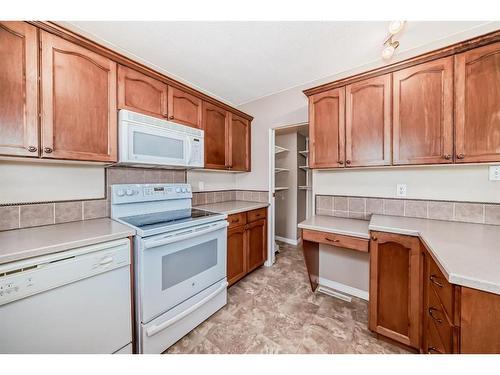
[61,21,494,106]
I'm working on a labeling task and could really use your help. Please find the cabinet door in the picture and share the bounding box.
[118,65,168,119]
[227,225,247,287]
[369,231,422,349]
[309,88,345,168]
[455,42,500,163]
[0,22,38,157]
[229,113,250,171]
[40,31,117,162]
[246,219,267,273]
[345,74,391,167]
[202,101,229,169]
[167,86,202,128]
[393,57,454,165]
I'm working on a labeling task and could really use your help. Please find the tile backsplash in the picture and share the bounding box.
[0,167,186,231]
[193,190,268,206]
[315,195,500,225]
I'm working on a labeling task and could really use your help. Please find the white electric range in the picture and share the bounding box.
[111,183,228,354]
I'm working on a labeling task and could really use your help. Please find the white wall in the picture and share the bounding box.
[187,170,237,192]
[0,160,105,204]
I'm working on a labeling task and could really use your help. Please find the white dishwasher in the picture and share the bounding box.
[0,238,133,354]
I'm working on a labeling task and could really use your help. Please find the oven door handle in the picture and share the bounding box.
[143,221,228,249]
[146,281,228,337]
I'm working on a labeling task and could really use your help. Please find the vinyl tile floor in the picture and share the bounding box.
[166,242,410,354]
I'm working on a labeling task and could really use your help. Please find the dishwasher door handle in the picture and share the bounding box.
[145,281,228,337]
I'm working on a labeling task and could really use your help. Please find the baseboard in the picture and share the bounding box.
[275,236,300,246]
[318,277,369,301]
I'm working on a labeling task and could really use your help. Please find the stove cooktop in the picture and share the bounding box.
[119,208,222,234]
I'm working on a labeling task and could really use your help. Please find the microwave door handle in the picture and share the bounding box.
[185,137,192,164]
[146,281,228,337]
[143,221,228,249]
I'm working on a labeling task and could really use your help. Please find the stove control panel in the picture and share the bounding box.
[111,183,192,204]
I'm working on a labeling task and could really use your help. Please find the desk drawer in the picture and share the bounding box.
[227,212,247,228]
[428,256,453,318]
[426,316,447,354]
[247,208,267,222]
[302,229,369,252]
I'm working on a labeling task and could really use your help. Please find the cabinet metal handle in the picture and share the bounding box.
[457,153,465,159]
[338,160,344,165]
[231,219,239,223]
[27,146,38,152]
[428,307,443,324]
[371,235,377,241]
[346,160,351,165]
[428,346,443,354]
[430,274,443,288]
[325,237,339,243]
[43,147,53,154]
[443,154,451,160]
[169,115,174,120]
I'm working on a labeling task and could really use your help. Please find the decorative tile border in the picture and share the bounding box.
[0,166,186,231]
[315,195,500,226]
[193,190,268,206]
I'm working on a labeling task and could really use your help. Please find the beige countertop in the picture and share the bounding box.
[369,214,500,295]
[195,200,269,215]
[0,218,135,265]
[298,215,370,239]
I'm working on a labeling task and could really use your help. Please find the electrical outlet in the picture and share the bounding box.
[489,166,500,181]
[396,184,407,197]
[198,181,205,191]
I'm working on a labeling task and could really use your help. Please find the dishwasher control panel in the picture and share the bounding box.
[0,239,130,306]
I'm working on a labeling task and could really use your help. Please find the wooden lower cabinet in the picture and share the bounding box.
[369,231,422,349]
[226,208,267,287]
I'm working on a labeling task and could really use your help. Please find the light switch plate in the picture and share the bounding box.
[489,166,500,181]
[396,184,407,197]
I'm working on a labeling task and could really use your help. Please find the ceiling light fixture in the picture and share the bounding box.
[382,21,406,60]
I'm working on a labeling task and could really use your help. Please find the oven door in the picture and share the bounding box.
[138,220,227,324]
[121,122,190,167]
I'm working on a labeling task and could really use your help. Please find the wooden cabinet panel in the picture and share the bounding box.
[246,218,267,273]
[167,86,202,128]
[455,42,500,163]
[0,22,38,157]
[227,225,247,287]
[229,113,250,171]
[345,74,391,167]
[393,57,454,165]
[246,208,266,223]
[302,229,369,252]
[309,88,345,168]
[202,101,229,169]
[118,65,168,119]
[369,232,422,349]
[227,212,247,229]
[40,31,117,162]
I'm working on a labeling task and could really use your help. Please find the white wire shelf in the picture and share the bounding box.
[274,168,289,173]
[274,145,289,154]
[298,186,312,190]
[275,187,289,191]
[298,150,309,157]
[299,165,310,170]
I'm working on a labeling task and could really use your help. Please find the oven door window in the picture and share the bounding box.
[161,239,217,290]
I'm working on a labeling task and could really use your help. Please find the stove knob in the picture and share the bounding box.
[125,189,134,196]
[181,187,187,193]
[117,190,125,197]
[186,187,191,192]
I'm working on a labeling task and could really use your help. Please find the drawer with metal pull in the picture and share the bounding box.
[302,229,369,252]
[227,212,247,228]
[247,208,267,222]
[426,312,447,354]
[428,285,454,353]
[428,255,453,318]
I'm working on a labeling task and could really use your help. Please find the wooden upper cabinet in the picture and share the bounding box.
[0,22,39,157]
[345,74,391,167]
[40,31,117,162]
[309,87,345,168]
[167,86,202,128]
[229,113,250,171]
[393,57,454,165]
[455,42,500,163]
[203,101,229,169]
[369,232,422,349]
[118,65,168,119]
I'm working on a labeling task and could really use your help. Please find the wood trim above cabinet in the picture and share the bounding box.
[303,29,500,97]
[29,21,253,121]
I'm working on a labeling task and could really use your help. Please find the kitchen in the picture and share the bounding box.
[1,5,500,369]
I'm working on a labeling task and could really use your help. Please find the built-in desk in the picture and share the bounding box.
[298,216,370,292]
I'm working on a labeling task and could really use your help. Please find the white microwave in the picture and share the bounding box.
[118,110,204,169]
